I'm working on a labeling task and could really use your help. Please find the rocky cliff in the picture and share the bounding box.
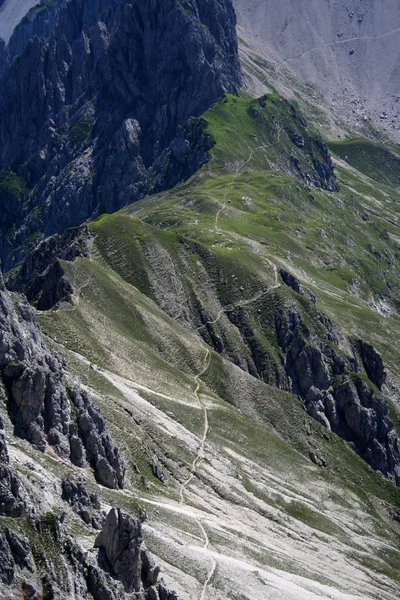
[0,271,125,488]
[0,433,177,600]
[275,296,400,485]
[0,0,241,269]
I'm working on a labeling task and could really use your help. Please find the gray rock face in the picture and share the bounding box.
[6,224,92,309]
[0,528,34,589]
[95,508,178,600]
[0,272,125,489]
[95,508,142,593]
[0,530,14,585]
[70,388,126,489]
[0,0,241,269]
[357,339,387,389]
[0,414,28,517]
[280,269,304,295]
[276,308,400,485]
[1,503,178,600]
[5,529,33,572]
[62,477,104,530]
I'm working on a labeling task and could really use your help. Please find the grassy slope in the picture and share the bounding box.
[126,96,400,377]
[31,94,400,597]
[328,139,400,188]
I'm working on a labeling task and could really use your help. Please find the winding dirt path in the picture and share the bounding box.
[178,348,216,599]
[179,349,211,504]
[183,261,280,598]
[278,26,400,68]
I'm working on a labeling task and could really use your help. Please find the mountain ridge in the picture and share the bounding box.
[1,1,400,599]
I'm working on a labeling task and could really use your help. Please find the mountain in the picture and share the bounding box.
[233,0,400,142]
[0,0,240,269]
[1,1,400,600]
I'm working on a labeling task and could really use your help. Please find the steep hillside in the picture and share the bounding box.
[1,2,400,599]
[3,91,400,599]
[233,0,400,142]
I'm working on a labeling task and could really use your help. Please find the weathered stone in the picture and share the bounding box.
[62,477,104,529]
[0,531,14,585]
[0,0,241,269]
[280,270,304,295]
[275,308,400,484]
[357,340,386,389]
[0,272,125,489]
[6,225,92,310]
[95,508,142,593]
[5,529,33,571]
[70,388,125,489]
[0,415,27,517]
[141,547,161,587]
[94,508,179,599]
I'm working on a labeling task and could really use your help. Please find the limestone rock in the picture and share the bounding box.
[276,308,400,484]
[280,269,304,295]
[0,531,14,585]
[0,272,125,489]
[5,529,33,572]
[62,477,104,529]
[0,415,27,517]
[95,508,142,593]
[357,339,387,389]
[70,388,126,489]
[0,0,241,269]
[6,225,92,310]
[95,508,179,599]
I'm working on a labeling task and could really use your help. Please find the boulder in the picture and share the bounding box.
[94,508,179,599]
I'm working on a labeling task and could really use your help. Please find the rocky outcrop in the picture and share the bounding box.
[5,529,34,572]
[356,339,387,389]
[0,528,34,592]
[6,224,92,309]
[95,508,178,599]
[280,269,304,295]
[0,505,179,600]
[268,98,339,192]
[0,0,241,268]
[0,415,28,517]
[276,307,400,485]
[62,477,105,529]
[69,388,126,489]
[95,508,142,594]
[0,272,125,488]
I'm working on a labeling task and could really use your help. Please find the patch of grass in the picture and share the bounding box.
[70,115,95,145]
[0,169,28,199]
